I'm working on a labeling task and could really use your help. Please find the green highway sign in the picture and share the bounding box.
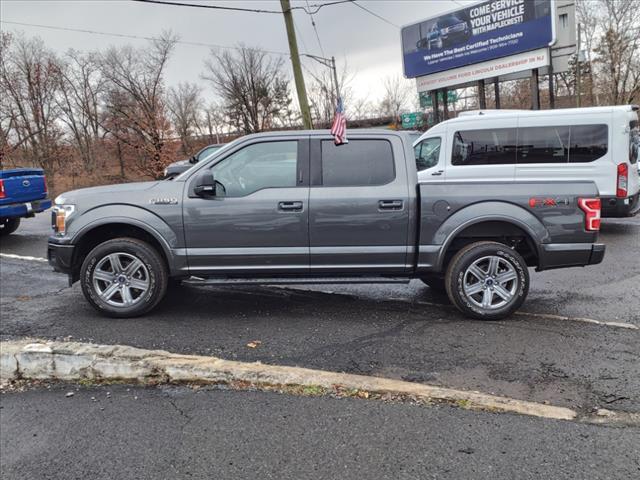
[419,91,458,108]
[401,112,424,129]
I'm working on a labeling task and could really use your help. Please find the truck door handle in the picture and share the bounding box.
[278,201,303,211]
[378,200,403,210]
[431,170,444,176]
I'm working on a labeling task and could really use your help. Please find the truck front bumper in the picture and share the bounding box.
[47,240,75,277]
[0,198,52,219]
[538,243,605,271]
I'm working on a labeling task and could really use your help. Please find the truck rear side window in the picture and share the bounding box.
[320,140,395,187]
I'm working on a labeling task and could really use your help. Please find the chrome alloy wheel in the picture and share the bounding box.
[92,252,150,307]
[462,255,518,310]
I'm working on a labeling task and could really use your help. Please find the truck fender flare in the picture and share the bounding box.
[69,205,178,261]
[433,202,547,270]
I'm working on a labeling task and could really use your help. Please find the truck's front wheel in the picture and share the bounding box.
[445,241,529,320]
[0,218,20,236]
[80,238,168,318]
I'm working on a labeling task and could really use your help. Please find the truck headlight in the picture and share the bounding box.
[52,204,75,236]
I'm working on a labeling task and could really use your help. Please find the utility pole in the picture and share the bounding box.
[280,0,313,129]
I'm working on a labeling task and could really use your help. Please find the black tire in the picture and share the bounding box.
[0,218,20,236]
[419,274,447,293]
[80,237,168,318]
[444,241,529,320]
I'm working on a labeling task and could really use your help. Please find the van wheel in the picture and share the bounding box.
[445,241,529,320]
[419,274,446,293]
[80,238,168,318]
[0,218,20,236]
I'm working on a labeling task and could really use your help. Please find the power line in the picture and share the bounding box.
[0,20,292,57]
[350,1,399,29]
[306,0,326,57]
[131,0,353,15]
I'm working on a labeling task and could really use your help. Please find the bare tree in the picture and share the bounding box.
[592,0,640,104]
[0,32,64,180]
[202,46,291,134]
[99,31,177,178]
[307,61,352,125]
[378,75,413,122]
[56,49,104,172]
[167,81,202,155]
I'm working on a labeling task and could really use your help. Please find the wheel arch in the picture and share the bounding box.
[70,220,175,283]
[432,203,547,272]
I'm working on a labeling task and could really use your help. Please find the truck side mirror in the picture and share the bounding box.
[193,170,216,197]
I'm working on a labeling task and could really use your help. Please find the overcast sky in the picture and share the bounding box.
[1,0,470,105]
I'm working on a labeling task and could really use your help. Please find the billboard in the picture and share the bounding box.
[402,0,555,79]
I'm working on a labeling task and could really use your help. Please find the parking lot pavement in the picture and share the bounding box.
[1,215,639,415]
[2,384,638,480]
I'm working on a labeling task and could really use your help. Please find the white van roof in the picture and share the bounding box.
[446,105,637,124]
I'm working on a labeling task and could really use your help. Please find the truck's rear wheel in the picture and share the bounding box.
[445,241,529,320]
[0,218,20,236]
[80,238,168,318]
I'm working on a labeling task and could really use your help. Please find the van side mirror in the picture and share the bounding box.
[194,170,216,197]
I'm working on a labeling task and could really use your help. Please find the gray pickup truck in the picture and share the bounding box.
[48,130,605,320]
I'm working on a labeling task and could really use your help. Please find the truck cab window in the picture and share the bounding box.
[210,141,298,197]
[320,139,395,186]
[414,137,441,171]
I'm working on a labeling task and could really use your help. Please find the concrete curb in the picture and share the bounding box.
[1,339,637,425]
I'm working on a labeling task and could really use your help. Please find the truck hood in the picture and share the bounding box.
[55,181,161,205]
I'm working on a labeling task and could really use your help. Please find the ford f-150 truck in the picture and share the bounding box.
[48,130,605,320]
[0,168,51,235]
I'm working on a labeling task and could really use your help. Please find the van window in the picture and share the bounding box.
[629,120,638,165]
[568,125,608,163]
[452,128,517,166]
[414,137,441,171]
[517,126,570,164]
[321,140,395,186]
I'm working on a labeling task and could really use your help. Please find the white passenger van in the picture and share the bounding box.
[414,105,640,217]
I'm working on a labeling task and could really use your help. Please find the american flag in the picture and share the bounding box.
[330,97,347,145]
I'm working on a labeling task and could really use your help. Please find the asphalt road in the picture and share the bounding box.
[2,384,639,480]
[1,214,639,414]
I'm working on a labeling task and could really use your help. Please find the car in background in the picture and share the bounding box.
[163,144,224,179]
[0,168,51,235]
[417,14,471,51]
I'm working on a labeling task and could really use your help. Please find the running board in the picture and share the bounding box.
[183,276,411,286]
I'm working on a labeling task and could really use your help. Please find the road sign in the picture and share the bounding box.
[401,112,424,129]
[419,91,458,108]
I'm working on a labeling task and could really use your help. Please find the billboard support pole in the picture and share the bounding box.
[548,53,555,109]
[432,91,440,124]
[530,69,540,110]
[477,80,486,109]
[442,88,449,120]
[494,78,500,109]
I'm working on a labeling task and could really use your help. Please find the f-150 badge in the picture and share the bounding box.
[149,197,178,205]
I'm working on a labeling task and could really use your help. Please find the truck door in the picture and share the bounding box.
[182,137,310,274]
[308,135,410,273]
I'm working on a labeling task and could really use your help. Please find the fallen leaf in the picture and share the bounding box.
[246,340,262,348]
